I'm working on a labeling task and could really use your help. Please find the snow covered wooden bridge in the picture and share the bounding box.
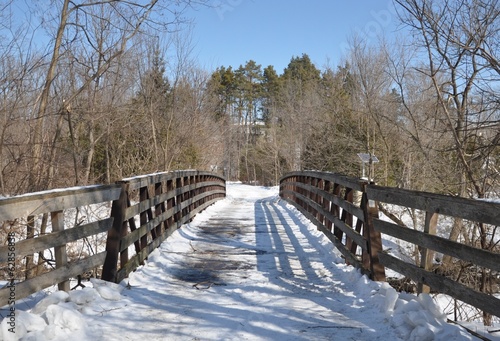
[1,170,499,340]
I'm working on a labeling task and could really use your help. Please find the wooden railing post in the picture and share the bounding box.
[332,183,342,240]
[323,181,333,231]
[25,215,36,280]
[175,177,183,228]
[102,182,128,282]
[418,211,438,294]
[154,181,165,238]
[361,188,386,281]
[166,179,175,230]
[51,210,70,291]
[344,187,354,252]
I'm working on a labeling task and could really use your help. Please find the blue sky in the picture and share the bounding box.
[187,0,401,73]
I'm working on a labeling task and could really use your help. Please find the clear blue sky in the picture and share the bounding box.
[187,0,400,73]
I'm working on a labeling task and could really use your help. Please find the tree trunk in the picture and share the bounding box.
[30,0,70,192]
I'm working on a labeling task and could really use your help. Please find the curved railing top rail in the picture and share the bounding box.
[366,185,500,225]
[121,170,226,190]
[280,170,368,192]
[0,184,122,221]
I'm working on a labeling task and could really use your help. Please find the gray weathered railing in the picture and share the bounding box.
[0,185,122,305]
[366,185,500,319]
[0,171,225,307]
[280,170,500,318]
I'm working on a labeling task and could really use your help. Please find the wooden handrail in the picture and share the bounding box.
[279,171,385,281]
[280,170,500,319]
[101,171,226,283]
[367,184,500,318]
[0,184,122,306]
[0,171,225,307]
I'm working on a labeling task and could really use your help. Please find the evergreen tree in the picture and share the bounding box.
[208,66,236,121]
[261,65,282,124]
[136,44,171,110]
[282,53,321,87]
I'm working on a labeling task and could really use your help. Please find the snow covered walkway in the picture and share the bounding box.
[5,183,479,340]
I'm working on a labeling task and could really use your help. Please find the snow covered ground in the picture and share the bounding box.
[1,183,498,340]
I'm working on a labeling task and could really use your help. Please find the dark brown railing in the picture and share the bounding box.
[279,171,385,281]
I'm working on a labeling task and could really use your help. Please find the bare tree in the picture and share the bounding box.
[395,0,500,198]
[24,0,207,191]
[395,0,500,325]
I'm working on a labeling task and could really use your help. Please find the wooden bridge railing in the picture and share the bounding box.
[101,171,226,283]
[0,170,225,307]
[280,170,500,319]
[280,171,386,281]
[366,185,500,319]
[0,185,122,306]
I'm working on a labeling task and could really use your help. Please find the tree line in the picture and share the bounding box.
[1,0,498,200]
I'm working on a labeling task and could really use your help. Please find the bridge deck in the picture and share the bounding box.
[91,183,403,340]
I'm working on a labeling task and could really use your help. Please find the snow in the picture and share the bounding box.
[1,183,498,340]
[0,185,105,200]
[121,170,198,182]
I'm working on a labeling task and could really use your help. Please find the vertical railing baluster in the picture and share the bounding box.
[51,210,70,291]
[418,211,438,293]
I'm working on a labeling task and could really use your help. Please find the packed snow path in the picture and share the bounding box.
[87,183,474,341]
[8,183,479,340]
[98,183,401,340]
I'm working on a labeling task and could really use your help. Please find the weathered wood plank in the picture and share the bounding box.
[124,171,225,191]
[366,185,500,225]
[125,191,174,221]
[290,182,365,220]
[102,183,129,282]
[0,185,121,221]
[378,252,500,318]
[51,211,69,292]
[0,252,106,307]
[121,188,225,252]
[280,171,367,192]
[0,218,113,262]
[360,192,385,281]
[373,219,500,272]
[124,182,225,221]
[418,211,438,294]
[282,190,367,251]
[178,189,225,212]
[319,171,362,191]
[119,207,175,252]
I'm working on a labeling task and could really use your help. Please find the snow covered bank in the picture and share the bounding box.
[1,183,496,340]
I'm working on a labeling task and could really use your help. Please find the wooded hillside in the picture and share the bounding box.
[1,0,498,201]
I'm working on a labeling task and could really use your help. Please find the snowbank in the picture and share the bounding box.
[0,279,125,341]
